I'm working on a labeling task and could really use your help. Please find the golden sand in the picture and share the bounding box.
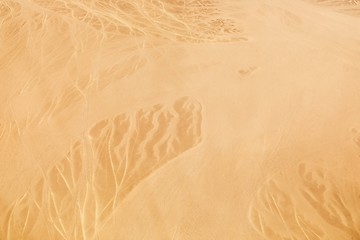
[1,0,360,239]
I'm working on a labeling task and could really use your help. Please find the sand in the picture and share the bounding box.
[1,0,360,239]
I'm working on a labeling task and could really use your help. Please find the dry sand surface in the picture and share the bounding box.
[1,0,360,239]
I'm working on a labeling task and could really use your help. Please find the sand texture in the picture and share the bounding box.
[1,0,360,239]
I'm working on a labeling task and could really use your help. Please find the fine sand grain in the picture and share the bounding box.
[1,0,360,239]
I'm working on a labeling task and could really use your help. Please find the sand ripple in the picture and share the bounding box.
[0,96,203,239]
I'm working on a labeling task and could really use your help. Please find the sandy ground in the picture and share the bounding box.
[1,0,360,239]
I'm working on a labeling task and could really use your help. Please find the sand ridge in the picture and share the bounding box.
[1,96,203,239]
[249,161,360,239]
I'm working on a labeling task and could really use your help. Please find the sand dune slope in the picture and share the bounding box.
[1,0,360,239]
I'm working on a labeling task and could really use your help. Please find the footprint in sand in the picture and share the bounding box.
[238,66,259,78]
